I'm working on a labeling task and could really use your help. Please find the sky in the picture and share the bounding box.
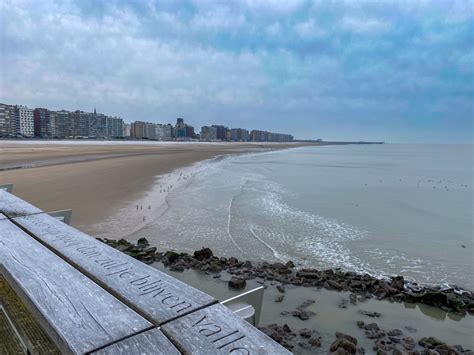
[1,0,473,143]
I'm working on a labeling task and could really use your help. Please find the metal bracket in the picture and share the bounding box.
[221,286,264,326]
[48,209,72,225]
[0,184,13,193]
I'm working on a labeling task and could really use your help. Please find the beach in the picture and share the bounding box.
[1,140,472,353]
[0,141,312,234]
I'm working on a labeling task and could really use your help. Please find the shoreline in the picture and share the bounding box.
[0,141,314,232]
[98,237,474,353]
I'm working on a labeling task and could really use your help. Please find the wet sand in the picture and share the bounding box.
[0,141,313,232]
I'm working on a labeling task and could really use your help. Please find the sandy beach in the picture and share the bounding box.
[0,141,314,233]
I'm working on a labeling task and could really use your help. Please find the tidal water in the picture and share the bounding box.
[132,144,473,290]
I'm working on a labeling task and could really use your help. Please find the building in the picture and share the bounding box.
[250,130,293,142]
[0,103,16,137]
[33,108,50,138]
[155,124,173,140]
[175,118,186,139]
[55,110,72,138]
[123,123,131,137]
[185,125,195,139]
[229,128,249,142]
[200,126,218,140]
[17,106,34,137]
[212,125,227,140]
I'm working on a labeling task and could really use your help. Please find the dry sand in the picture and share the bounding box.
[0,141,314,232]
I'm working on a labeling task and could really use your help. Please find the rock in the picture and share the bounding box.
[402,337,416,351]
[292,310,313,320]
[339,299,349,309]
[297,299,316,310]
[391,276,405,291]
[276,285,285,293]
[144,246,157,254]
[331,348,348,355]
[358,310,381,317]
[336,332,358,345]
[229,276,246,290]
[363,322,379,331]
[419,337,445,349]
[388,329,403,337]
[275,295,285,303]
[299,328,312,338]
[404,326,417,333]
[242,260,252,268]
[308,337,322,347]
[374,339,395,352]
[357,321,365,329]
[286,260,295,268]
[193,248,213,261]
[434,344,459,354]
[330,338,358,353]
[228,257,239,265]
[162,251,180,265]
[136,237,149,248]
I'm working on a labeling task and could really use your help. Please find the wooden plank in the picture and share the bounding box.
[91,328,180,355]
[0,217,153,355]
[161,303,292,354]
[0,189,44,218]
[13,213,216,325]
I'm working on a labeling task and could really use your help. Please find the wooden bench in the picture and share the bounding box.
[11,212,217,325]
[162,303,291,354]
[1,191,291,354]
[0,189,44,218]
[0,214,159,354]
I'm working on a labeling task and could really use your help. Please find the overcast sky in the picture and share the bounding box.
[1,0,473,142]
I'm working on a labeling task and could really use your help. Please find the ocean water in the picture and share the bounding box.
[131,144,473,290]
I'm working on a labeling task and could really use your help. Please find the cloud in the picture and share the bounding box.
[0,0,472,142]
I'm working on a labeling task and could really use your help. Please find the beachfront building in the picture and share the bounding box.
[17,106,34,137]
[155,123,173,140]
[200,126,217,140]
[212,125,227,140]
[55,110,73,138]
[0,103,16,137]
[33,108,51,138]
[123,123,131,137]
[229,128,249,142]
[250,130,293,142]
[175,118,186,139]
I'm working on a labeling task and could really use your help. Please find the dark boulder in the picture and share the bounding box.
[193,248,213,261]
[229,276,246,290]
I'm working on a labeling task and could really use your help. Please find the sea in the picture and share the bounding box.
[129,144,473,290]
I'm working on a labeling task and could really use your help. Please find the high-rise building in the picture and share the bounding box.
[229,128,249,142]
[34,108,50,137]
[56,110,72,138]
[185,125,195,139]
[200,126,218,140]
[175,118,186,139]
[0,103,16,137]
[212,125,227,140]
[17,106,34,137]
[123,123,131,137]
[156,124,173,140]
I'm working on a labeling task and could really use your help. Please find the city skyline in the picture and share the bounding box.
[0,101,294,142]
[1,1,473,143]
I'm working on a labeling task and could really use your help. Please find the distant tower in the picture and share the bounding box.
[94,107,97,115]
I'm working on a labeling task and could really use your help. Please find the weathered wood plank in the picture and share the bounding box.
[91,328,180,355]
[13,213,216,325]
[0,189,44,218]
[161,303,292,354]
[0,217,153,355]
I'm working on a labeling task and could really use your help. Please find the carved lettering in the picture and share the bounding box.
[169,301,193,313]
[229,347,250,355]
[130,275,151,286]
[161,295,179,305]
